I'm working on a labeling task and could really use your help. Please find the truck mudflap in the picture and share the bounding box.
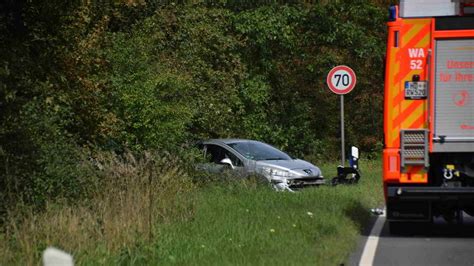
[387,186,474,221]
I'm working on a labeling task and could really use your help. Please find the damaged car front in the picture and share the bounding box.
[198,139,324,191]
[258,158,325,191]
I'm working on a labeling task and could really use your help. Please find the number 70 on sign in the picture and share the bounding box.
[326,65,357,95]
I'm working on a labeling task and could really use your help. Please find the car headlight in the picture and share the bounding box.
[261,167,296,182]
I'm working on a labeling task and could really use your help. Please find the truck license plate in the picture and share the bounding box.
[405,81,427,99]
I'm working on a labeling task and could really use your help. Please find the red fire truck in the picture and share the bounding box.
[383,0,474,233]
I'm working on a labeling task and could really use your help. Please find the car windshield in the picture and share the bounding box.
[228,141,292,161]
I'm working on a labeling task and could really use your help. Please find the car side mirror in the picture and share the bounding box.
[220,158,235,169]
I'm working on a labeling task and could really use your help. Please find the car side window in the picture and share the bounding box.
[205,144,243,167]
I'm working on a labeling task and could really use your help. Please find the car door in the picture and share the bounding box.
[200,144,245,176]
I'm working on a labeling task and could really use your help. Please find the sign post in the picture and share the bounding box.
[326,65,357,166]
[340,95,345,166]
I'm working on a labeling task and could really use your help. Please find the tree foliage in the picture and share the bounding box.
[0,0,388,209]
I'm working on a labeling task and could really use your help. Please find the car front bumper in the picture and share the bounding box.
[288,177,326,187]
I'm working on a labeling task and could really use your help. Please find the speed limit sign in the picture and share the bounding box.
[326,65,356,95]
[326,65,356,166]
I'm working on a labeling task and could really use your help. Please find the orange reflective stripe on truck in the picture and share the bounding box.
[384,18,432,184]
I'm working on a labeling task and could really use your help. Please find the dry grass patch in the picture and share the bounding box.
[0,151,196,265]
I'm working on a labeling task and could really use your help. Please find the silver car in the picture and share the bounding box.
[197,139,324,191]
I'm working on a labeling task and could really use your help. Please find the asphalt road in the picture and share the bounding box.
[349,211,474,266]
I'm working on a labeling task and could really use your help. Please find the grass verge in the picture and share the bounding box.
[0,159,382,265]
[147,160,383,265]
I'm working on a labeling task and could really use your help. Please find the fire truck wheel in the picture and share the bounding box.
[389,221,432,236]
[463,207,474,217]
[389,222,408,235]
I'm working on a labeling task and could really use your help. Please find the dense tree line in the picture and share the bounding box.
[0,0,395,214]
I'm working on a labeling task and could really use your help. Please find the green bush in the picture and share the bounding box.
[1,0,387,215]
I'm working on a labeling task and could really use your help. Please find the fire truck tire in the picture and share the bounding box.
[388,221,432,236]
[464,207,474,217]
[388,221,408,235]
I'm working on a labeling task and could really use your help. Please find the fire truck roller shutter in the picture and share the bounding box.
[434,39,474,152]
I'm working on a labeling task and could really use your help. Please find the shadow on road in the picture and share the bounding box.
[344,201,377,237]
[378,215,474,238]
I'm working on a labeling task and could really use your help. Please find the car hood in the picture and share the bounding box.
[257,159,314,169]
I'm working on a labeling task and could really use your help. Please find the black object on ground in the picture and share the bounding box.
[331,146,361,185]
[331,165,360,185]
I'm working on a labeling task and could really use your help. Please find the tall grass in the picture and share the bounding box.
[0,151,196,265]
[0,159,382,265]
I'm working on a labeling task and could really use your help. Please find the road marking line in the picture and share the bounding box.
[359,212,386,266]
